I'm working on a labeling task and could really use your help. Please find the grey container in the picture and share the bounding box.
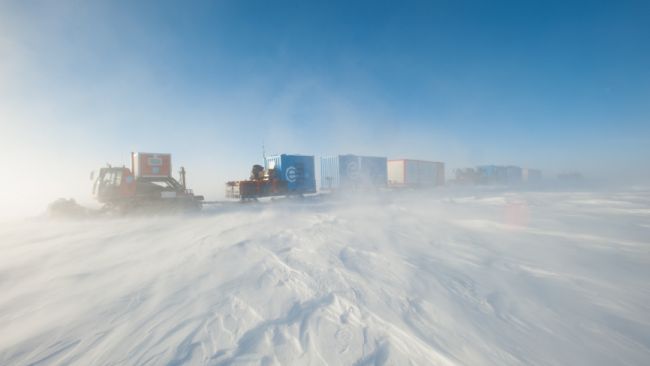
[320,155,388,190]
[506,166,523,184]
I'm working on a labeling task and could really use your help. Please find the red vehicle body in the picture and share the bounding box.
[92,153,203,212]
[225,164,289,200]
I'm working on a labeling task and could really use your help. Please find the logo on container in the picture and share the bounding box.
[346,161,359,179]
[285,166,297,182]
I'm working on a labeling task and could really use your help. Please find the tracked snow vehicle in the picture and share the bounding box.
[92,152,203,213]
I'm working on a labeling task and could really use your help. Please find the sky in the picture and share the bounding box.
[1,0,649,216]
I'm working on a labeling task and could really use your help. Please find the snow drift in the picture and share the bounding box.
[1,189,649,365]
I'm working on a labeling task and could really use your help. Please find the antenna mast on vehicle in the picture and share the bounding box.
[262,142,267,169]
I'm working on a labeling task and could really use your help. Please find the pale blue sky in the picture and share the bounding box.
[1,0,649,213]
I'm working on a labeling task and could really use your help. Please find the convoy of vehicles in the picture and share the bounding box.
[84,150,539,213]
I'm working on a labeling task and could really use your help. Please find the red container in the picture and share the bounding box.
[131,152,172,178]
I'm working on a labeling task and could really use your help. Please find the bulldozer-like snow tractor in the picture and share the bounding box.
[92,153,203,213]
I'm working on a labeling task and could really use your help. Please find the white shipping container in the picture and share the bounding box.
[434,161,445,185]
[388,160,445,187]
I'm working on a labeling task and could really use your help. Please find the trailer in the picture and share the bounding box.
[226,154,316,200]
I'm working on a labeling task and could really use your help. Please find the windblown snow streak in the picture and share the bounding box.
[1,189,649,365]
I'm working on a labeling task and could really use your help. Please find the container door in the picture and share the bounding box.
[320,156,340,190]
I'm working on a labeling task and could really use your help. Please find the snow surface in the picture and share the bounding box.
[1,189,649,365]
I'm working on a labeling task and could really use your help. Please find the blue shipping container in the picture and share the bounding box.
[478,165,521,185]
[477,165,495,184]
[477,165,502,184]
[320,155,388,190]
[265,154,317,194]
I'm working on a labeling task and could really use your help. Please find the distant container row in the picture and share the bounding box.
[317,155,446,191]
[455,165,542,185]
[228,153,544,199]
[127,153,541,203]
[233,154,447,198]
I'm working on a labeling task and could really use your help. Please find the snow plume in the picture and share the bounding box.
[1,188,649,365]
